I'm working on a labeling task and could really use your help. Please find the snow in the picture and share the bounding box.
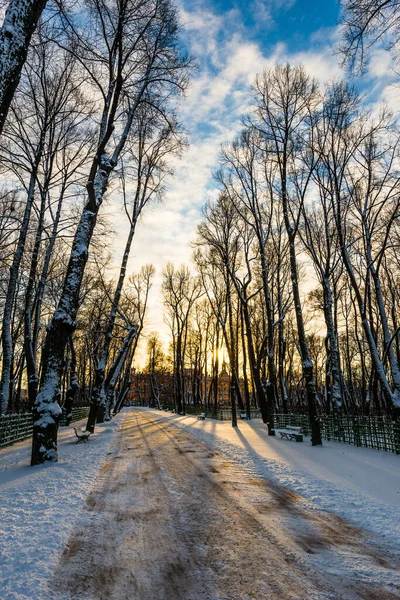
[33,401,62,427]
[145,409,400,547]
[0,415,123,600]
[0,408,399,599]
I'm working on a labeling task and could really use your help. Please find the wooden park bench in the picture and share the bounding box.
[272,426,303,442]
[73,427,91,444]
[198,413,206,420]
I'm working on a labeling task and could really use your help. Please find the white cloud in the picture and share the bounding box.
[104,0,367,366]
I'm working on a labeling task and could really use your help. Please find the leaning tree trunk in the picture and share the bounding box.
[97,325,138,424]
[114,344,134,415]
[103,327,137,420]
[88,223,136,430]
[0,0,47,134]
[31,156,112,465]
[369,259,400,405]
[333,190,398,412]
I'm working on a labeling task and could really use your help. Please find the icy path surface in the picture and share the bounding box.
[149,408,400,546]
[52,409,399,600]
[0,416,123,600]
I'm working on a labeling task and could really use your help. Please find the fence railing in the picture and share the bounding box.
[59,406,90,427]
[0,406,91,449]
[158,404,400,454]
[274,413,400,454]
[0,413,33,448]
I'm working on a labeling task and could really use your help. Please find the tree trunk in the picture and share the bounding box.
[0,150,43,413]
[240,305,251,420]
[226,277,244,410]
[259,249,278,407]
[0,0,47,134]
[103,328,136,420]
[322,276,343,410]
[334,198,397,411]
[64,336,79,426]
[242,296,273,432]
[31,156,112,465]
[88,223,136,430]
[24,186,47,407]
[282,174,322,444]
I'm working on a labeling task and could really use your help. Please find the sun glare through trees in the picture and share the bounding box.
[0,0,399,598]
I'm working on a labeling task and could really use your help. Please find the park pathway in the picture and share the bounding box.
[50,410,400,600]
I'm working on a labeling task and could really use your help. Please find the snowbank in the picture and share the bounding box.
[0,415,123,600]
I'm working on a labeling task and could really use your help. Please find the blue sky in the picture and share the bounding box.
[106,0,397,362]
[190,0,340,52]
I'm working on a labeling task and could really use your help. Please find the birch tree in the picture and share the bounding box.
[31,0,191,465]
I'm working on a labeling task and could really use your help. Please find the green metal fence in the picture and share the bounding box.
[274,413,400,454]
[0,413,33,448]
[159,404,400,454]
[0,406,91,449]
[58,406,90,427]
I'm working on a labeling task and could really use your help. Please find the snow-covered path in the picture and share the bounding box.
[0,416,124,600]
[149,409,400,546]
[51,409,399,600]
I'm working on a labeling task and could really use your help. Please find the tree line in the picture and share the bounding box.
[0,0,399,459]
[0,0,192,464]
[161,59,400,445]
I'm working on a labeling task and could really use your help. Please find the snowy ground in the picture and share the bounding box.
[0,408,399,600]
[151,409,400,547]
[51,409,399,600]
[0,416,123,600]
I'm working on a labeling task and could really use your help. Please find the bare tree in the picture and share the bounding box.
[102,264,155,420]
[218,127,279,413]
[0,39,91,412]
[31,0,191,464]
[314,80,400,413]
[87,106,183,431]
[162,263,202,414]
[252,64,323,445]
[340,0,400,74]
